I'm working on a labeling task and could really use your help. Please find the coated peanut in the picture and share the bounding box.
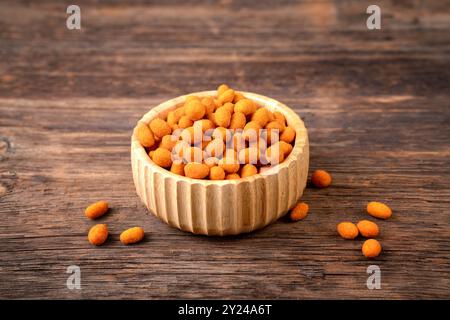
[88,224,108,246]
[120,227,145,245]
[362,239,382,258]
[357,220,380,238]
[85,201,109,219]
[367,201,392,220]
[337,222,359,239]
[289,202,309,221]
[311,170,332,188]
[135,123,155,148]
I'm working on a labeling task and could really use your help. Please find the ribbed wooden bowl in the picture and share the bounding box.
[131,91,309,236]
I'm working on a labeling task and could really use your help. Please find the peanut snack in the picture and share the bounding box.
[135,85,297,180]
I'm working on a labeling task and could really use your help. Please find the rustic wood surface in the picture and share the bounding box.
[0,0,449,299]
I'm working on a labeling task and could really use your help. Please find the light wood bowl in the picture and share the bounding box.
[131,91,309,236]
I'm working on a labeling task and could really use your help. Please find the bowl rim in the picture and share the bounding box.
[131,90,308,186]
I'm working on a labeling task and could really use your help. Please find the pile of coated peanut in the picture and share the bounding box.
[135,84,296,180]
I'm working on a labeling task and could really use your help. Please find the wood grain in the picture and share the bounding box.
[0,0,449,299]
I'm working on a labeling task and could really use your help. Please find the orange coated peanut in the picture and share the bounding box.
[209,166,226,180]
[265,120,284,133]
[362,239,382,258]
[229,111,246,130]
[278,141,293,157]
[88,224,108,246]
[167,111,181,128]
[184,162,210,179]
[201,96,215,114]
[226,173,240,180]
[240,164,258,178]
[160,135,178,151]
[120,227,145,245]
[311,169,332,188]
[185,99,206,121]
[337,222,359,239]
[265,144,284,164]
[214,106,232,128]
[280,126,296,144]
[218,150,240,173]
[135,123,155,148]
[233,92,245,103]
[273,111,286,126]
[149,118,171,138]
[151,147,173,168]
[178,115,194,129]
[367,201,392,220]
[218,89,235,104]
[251,107,271,127]
[217,84,229,97]
[170,162,185,176]
[289,202,309,221]
[357,220,380,238]
[222,102,235,114]
[234,99,256,115]
[85,200,109,219]
[204,156,219,168]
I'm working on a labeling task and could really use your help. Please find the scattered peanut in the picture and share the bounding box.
[367,201,392,219]
[120,227,145,245]
[85,201,109,219]
[311,169,332,188]
[362,239,382,258]
[88,224,108,246]
[357,220,380,238]
[337,222,359,239]
[289,202,309,221]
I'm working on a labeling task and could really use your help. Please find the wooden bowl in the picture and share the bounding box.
[131,91,309,236]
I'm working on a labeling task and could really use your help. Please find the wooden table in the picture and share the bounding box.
[0,0,449,299]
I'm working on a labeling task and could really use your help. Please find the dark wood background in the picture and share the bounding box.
[0,0,449,299]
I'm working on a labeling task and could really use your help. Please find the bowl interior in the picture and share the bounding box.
[132,91,308,185]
